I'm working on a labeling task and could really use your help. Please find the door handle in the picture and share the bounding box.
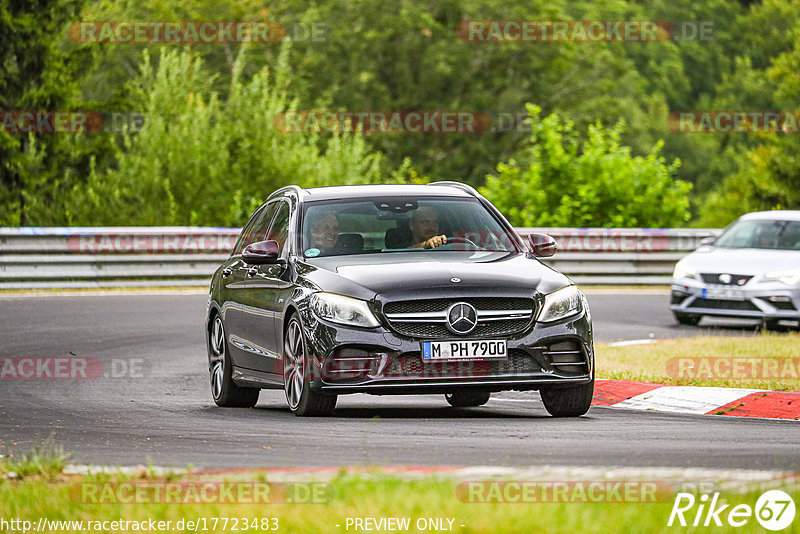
[247,267,258,277]
[222,268,232,278]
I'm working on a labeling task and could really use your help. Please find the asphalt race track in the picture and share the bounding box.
[0,290,797,470]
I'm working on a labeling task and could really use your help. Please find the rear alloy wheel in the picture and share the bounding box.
[445,391,491,407]
[209,315,259,407]
[674,312,702,326]
[540,379,594,417]
[283,316,337,417]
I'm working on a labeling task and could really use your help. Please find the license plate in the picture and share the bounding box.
[703,287,745,300]
[421,340,507,360]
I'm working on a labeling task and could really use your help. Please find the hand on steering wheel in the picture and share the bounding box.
[423,234,447,249]
[442,236,480,250]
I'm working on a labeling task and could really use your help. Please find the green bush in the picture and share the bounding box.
[480,105,692,228]
[65,47,386,226]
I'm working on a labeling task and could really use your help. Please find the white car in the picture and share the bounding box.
[670,210,800,328]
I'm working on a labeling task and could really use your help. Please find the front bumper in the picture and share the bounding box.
[302,309,594,395]
[670,276,800,320]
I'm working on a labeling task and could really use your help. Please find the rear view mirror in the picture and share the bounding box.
[242,240,281,264]
[699,236,716,247]
[527,233,558,258]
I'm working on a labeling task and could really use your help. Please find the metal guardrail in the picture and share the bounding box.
[518,227,721,285]
[0,227,722,289]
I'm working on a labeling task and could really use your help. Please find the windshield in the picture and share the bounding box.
[715,219,800,250]
[300,197,519,257]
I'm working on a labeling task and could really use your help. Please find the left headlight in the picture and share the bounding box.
[673,261,697,280]
[764,269,800,286]
[538,285,584,323]
[310,292,380,328]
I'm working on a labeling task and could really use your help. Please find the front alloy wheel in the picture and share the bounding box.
[209,315,259,407]
[283,316,337,416]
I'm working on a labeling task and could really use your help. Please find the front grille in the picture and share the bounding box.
[383,297,532,314]
[688,298,759,311]
[700,273,753,286]
[383,297,535,339]
[383,349,539,379]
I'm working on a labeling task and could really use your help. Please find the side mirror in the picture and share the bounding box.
[242,240,281,264]
[527,233,558,258]
[699,236,716,247]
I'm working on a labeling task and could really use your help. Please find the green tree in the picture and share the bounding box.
[698,26,800,227]
[480,104,691,227]
[64,47,391,226]
[0,0,101,225]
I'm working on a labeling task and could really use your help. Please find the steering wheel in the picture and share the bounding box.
[435,236,482,251]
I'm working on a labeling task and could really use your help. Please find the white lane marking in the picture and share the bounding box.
[608,339,661,347]
[613,386,764,414]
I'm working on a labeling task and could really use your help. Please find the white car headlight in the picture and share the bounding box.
[673,261,697,280]
[538,285,584,323]
[764,269,800,286]
[310,292,380,328]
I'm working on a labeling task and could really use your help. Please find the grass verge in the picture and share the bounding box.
[596,333,800,390]
[1,469,798,534]
[1,436,71,480]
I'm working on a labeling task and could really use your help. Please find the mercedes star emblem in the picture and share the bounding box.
[446,302,478,335]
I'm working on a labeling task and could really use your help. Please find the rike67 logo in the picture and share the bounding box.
[668,490,795,530]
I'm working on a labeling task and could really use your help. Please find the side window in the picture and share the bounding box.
[233,203,278,255]
[266,201,291,255]
[232,209,262,256]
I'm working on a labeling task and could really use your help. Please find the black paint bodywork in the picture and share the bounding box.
[205,184,594,396]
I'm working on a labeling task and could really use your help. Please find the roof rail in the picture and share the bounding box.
[428,181,480,197]
[267,185,307,201]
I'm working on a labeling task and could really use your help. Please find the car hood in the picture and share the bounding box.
[682,246,800,275]
[299,251,571,301]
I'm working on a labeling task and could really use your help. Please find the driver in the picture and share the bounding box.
[409,206,447,249]
[753,225,776,249]
[308,212,340,254]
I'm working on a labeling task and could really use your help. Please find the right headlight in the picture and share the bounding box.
[764,269,800,286]
[538,285,584,323]
[673,261,697,280]
[309,292,380,328]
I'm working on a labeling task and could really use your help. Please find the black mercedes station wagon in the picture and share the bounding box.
[205,182,594,416]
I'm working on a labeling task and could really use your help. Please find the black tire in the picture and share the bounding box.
[540,379,594,417]
[762,318,794,332]
[209,315,259,408]
[674,312,702,326]
[445,391,491,407]
[284,316,337,417]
